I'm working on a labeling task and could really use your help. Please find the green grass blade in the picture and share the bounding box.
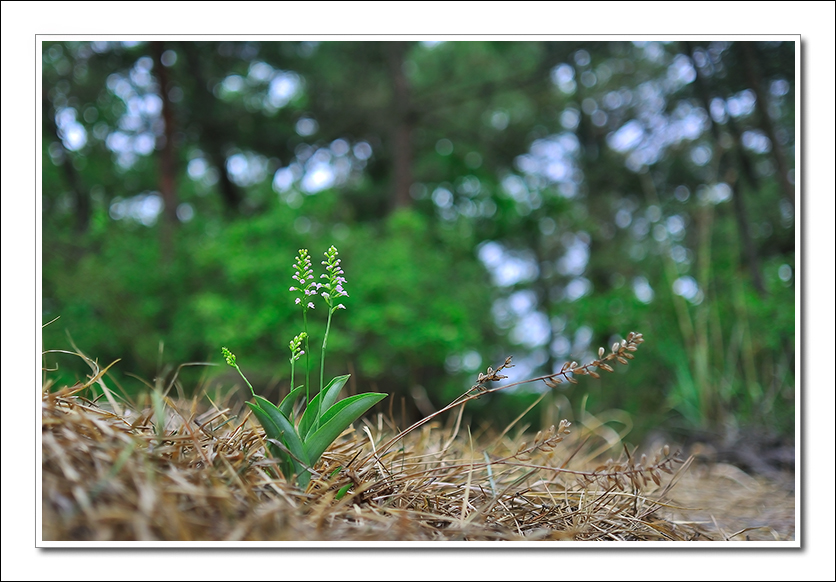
[299,374,351,439]
[335,483,352,500]
[304,392,387,465]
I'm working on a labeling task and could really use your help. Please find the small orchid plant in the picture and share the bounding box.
[223,246,386,488]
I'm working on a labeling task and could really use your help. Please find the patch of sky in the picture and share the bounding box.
[301,152,335,193]
[456,175,481,197]
[176,203,194,222]
[674,185,690,202]
[652,224,668,242]
[556,235,589,277]
[490,111,509,131]
[673,276,703,304]
[726,89,756,118]
[636,41,666,64]
[778,264,792,283]
[226,151,270,188]
[741,130,772,154]
[550,63,576,95]
[564,278,592,302]
[55,108,87,151]
[550,335,572,360]
[607,81,709,173]
[770,79,790,97]
[615,207,632,229]
[690,144,712,166]
[267,72,301,109]
[445,350,483,374]
[632,276,654,303]
[779,199,793,227]
[508,290,537,316]
[498,349,551,389]
[666,54,696,89]
[296,117,318,137]
[272,139,370,198]
[103,58,164,169]
[631,216,650,239]
[666,215,686,239]
[353,142,373,160]
[573,325,594,355]
[160,50,177,67]
[539,216,556,236]
[513,133,581,199]
[432,187,453,209]
[560,108,580,130]
[109,192,163,226]
[510,311,551,348]
[478,241,539,288]
[187,157,208,180]
[710,97,729,124]
[695,183,732,205]
[670,245,691,265]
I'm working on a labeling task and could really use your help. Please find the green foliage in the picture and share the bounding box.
[42,40,795,440]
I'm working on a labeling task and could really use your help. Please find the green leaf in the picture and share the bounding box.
[249,397,312,486]
[321,374,351,413]
[245,401,289,464]
[299,374,351,439]
[304,392,387,465]
[246,401,279,440]
[279,384,306,419]
[253,396,310,468]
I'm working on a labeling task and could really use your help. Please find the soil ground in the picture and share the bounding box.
[662,461,795,541]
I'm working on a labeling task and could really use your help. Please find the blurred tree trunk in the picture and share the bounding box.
[686,41,766,297]
[387,41,413,211]
[177,42,244,213]
[152,42,179,225]
[726,128,767,297]
[152,42,179,262]
[739,42,795,210]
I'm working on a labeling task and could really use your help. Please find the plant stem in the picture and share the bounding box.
[318,308,334,424]
[303,309,311,407]
[235,364,256,398]
[290,358,295,400]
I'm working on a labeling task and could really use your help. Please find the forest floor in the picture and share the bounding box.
[41,383,796,543]
[657,455,795,541]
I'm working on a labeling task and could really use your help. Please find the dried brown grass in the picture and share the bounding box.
[42,333,724,542]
